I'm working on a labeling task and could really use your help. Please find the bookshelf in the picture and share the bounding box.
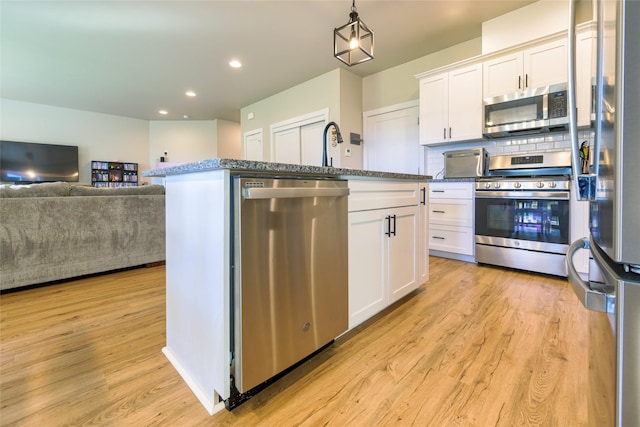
[91,161,138,187]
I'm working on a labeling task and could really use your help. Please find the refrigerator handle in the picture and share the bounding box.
[566,237,615,313]
[567,0,583,198]
[568,0,600,201]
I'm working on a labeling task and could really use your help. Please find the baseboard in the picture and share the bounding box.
[429,250,476,263]
[161,346,226,416]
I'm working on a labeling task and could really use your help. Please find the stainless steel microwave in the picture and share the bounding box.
[483,83,569,138]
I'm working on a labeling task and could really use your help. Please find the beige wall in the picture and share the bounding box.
[361,38,482,113]
[240,69,344,162]
[149,120,217,165]
[338,68,364,170]
[148,119,241,167]
[0,98,150,185]
[217,119,242,159]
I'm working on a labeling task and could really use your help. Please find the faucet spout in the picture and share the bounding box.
[322,121,344,167]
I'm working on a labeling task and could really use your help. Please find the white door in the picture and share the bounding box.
[364,103,420,174]
[243,130,264,161]
[300,121,324,167]
[273,127,301,164]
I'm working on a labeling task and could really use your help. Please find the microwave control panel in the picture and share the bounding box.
[549,90,568,119]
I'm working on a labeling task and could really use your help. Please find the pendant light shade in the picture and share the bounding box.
[334,0,373,66]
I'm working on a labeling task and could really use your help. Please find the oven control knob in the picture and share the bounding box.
[536,181,545,188]
[484,182,491,189]
[514,182,522,189]
[548,181,557,188]
[493,182,501,189]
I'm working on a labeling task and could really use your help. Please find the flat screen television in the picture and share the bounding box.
[0,140,79,183]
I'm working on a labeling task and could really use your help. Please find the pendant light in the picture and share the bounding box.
[333,0,374,66]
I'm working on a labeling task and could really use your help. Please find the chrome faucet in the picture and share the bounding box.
[322,121,344,167]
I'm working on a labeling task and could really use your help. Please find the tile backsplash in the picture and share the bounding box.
[425,130,595,178]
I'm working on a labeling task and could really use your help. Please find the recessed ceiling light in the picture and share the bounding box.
[229,59,242,68]
[185,90,196,97]
[159,109,168,115]
[183,115,190,119]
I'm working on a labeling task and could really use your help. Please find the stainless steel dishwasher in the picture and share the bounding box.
[230,176,349,402]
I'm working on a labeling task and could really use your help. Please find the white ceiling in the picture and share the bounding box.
[1,0,537,122]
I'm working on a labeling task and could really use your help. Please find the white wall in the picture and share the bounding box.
[0,98,149,184]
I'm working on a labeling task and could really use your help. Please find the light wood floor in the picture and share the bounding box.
[0,257,614,426]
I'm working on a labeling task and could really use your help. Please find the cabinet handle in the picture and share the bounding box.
[525,74,529,88]
[432,236,445,240]
[443,127,446,139]
[385,215,391,237]
[518,75,522,89]
[448,127,452,139]
[432,210,446,213]
[420,187,426,205]
[432,190,445,193]
[391,215,397,236]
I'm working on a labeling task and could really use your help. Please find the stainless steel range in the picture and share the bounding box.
[475,151,572,276]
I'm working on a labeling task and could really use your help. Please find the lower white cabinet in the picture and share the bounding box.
[428,181,475,260]
[347,180,422,329]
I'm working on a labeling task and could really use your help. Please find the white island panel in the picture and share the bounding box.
[164,169,231,414]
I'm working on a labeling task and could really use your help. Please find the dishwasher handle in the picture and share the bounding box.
[566,237,615,313]
[243,186,349,200]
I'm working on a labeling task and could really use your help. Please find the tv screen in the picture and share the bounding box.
[0,140,79,183]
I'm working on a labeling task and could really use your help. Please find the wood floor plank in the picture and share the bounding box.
[0,258,614,426]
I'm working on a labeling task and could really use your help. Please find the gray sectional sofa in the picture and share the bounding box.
[0,182,166,291]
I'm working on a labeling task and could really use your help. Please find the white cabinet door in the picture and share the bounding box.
[419,184,429,285]
[576,26,596,128]
[389,205,419,303]
[448,64,483,142]
[523,38,567,90]
[419,73,448,145]
[483,38,568,98]
[348,209,387,329]
[419,64,482,145]
[483,52,522,98]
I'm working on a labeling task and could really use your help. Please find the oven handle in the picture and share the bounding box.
[475,191,570,200]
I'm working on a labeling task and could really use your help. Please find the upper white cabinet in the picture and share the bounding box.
[483,38,568,98]
[419,63,483,145]
[576,23,596,128]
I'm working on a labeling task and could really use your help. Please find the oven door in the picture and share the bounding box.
[475,190,571,252]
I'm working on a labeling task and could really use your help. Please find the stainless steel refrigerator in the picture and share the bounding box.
[566,0,640,425]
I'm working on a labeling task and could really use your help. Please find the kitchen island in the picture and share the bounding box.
[144,159,430,415]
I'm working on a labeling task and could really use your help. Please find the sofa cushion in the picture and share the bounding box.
[0,182,71,198]
[69,184,165,196]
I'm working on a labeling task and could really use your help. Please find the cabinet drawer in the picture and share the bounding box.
[429,182,473,199]
[429,224,474,256]
[429,199,473,227]
[348,180,419,212]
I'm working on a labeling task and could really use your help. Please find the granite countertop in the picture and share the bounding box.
[143,158,431,181]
